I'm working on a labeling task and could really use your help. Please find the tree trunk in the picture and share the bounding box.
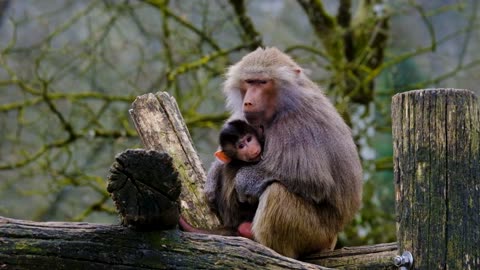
[392,89,480,269]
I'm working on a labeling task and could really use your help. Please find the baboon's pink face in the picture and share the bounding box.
[240,77,277,126]
[234,133,262,162]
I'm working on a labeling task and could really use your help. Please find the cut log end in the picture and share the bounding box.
[107,149,181,230]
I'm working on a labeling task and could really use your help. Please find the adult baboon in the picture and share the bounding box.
[204,47,363,258]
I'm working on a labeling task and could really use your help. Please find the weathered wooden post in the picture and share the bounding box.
[128,92,220,229]
[392,89,480,269]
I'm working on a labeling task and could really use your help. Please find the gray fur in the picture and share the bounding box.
[205,47,363,248]
[234,80,363,223]
[204,160,223,211]
[228,47,362,226]
[235,164,276,203]
[205,156,257,228]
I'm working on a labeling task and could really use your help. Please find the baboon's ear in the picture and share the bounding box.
[215,150,231,164]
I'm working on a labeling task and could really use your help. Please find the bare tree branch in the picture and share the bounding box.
[142,0,221,51]
[228,0,262,50]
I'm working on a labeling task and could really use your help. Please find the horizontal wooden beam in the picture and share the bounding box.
[304,242,397,269]
[0,216,397,269]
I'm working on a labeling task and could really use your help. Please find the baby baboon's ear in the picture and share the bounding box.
[214,150,231,164]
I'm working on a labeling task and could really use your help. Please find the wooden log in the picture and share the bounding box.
[304,242,398,269]
[0,216,399,269]
[392,89,480,269]
[129,92,219,229]
[0,216,324,269]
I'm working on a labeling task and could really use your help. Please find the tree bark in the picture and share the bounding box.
[0,217,318,269]
[107,149,181,229]
[392,89,480,269]
[129,92,219,229]
[0,216,399,269]
[304,242,397,269]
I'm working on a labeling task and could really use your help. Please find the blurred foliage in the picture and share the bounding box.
[1,0,480,246]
